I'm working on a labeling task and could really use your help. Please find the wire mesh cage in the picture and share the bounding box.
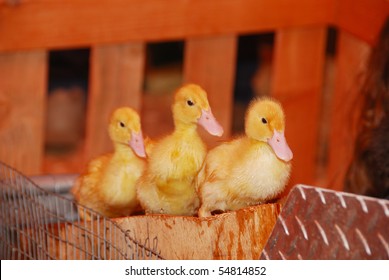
[0,162,163,260]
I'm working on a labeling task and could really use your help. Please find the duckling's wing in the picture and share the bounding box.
[87,154,111,174]
[205,139,242,177]
[72,154,111,202]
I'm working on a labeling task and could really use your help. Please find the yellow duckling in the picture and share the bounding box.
[136,84,224,216]
[197,98,293,217]
[71,107,146,220]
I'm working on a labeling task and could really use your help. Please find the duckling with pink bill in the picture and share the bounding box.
[137,84,224,216]
[71,107,147,220]
[197,97,293,217]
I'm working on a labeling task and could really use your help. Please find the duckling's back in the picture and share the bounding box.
[71,154,111,219]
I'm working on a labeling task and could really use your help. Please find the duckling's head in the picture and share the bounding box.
[108,107,146,158]
[245,98,293,162]
[172,84,224,136]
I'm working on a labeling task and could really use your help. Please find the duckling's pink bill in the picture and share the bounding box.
[198,109,224,137]
[129,131,146,158]
[267,130,293,162]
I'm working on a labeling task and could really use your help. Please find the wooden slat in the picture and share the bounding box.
[326,32,370,191]
[0,0,334,51]
[84,43,145,162]
[335,0,389,45]
[5,0,385,52]
[0,51,47,175]
[184,35,237,147]
[141,93,175,139]
[272,26,327,188]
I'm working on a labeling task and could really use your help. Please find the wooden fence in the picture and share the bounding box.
[0,0,388,191]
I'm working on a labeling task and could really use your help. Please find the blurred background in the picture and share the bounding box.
[43,31,334,170]
[0,0,388,196]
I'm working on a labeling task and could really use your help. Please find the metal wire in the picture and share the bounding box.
[0,161,163,260]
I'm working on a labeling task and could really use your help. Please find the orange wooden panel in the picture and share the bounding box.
[0,0,334,51]
[84,43,145,162]
[272,26,327,188]
[0,51,47,175]
[184,35,237,147]
[326,32,370,191]
[335,0,389,45]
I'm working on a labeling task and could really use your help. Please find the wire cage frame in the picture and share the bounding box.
[0,161,163,260]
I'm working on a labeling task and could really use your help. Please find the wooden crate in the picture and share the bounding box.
[46,203,280,260]
[1,167,280,260]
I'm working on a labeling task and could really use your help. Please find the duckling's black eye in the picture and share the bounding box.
[187,100,194,106]
[261,118,268,124]
[119,122,125,128]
